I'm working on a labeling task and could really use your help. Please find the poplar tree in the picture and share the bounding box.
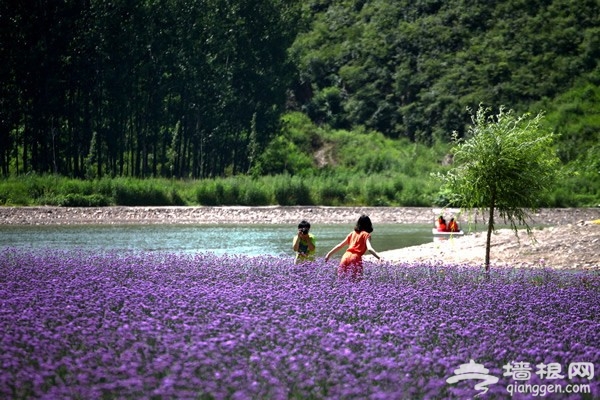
[439,105,561,271]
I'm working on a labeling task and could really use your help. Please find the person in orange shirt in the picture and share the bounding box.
[325,214,381,281]
[447,217,460,232]
[437,216,448,232]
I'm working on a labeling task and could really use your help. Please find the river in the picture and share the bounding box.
[0,223,440,258]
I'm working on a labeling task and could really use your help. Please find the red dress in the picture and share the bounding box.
[339,231,371,280]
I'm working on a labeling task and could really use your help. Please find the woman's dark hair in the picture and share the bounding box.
[354,214,373,233]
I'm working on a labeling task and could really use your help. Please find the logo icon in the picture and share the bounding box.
[446,359,499,397]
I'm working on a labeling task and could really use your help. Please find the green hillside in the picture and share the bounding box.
[292,0,600,141]
[0,0,598,206]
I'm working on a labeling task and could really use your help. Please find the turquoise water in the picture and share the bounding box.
[0,223,436,258]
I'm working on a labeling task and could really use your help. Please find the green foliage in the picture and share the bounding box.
[195,177,272,206]
[251,112,325,177]
[0,175,192,207]
[539,78,600,206]
[549,162,600,207]
[436,105,561,270]
[0,170,440,207]
[0,178,31,205]
[396,179,435,207]
[240,183,272,206]
[2,110,592,208]
[312,175,348,206]
[195,180,240,206]
[55,194,111,207]
[252,135,315,176]
[1,0,302,178]
[320,127,450,178]
[111,179,173,206]
[280,112,323,153]
[291,0,600,147]
[542,79,600,163]
[1,0,598,209]
[441,105,560,215]
[272,175,312,205]
[361,176,395,206]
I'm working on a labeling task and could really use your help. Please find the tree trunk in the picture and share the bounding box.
[485,202,495,272]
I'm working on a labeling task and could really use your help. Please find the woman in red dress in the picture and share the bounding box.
[325,214,381,281]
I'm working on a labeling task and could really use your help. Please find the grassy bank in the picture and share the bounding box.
[0,173,439,208]
[1,172,597,208]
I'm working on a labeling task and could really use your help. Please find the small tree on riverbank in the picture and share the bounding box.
[438,105,560,271]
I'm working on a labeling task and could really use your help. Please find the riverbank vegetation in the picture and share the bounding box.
[1,0,599,206]
[1,110,596,207]
[0,168,440,208]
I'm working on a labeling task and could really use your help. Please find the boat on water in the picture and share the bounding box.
[433,213,464,238]
[432,228,464,238]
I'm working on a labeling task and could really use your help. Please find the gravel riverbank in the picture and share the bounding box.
[1,205,598,226]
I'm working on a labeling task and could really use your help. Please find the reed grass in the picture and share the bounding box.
[0,173,441,207]
[0,167,596,208]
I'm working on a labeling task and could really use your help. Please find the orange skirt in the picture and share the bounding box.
[338,252,363,280]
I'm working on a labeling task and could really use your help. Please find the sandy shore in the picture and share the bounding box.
[1,206,599,270]
[376,223,600,270]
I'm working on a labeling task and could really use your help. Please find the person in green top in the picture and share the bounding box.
[292,220,316,264]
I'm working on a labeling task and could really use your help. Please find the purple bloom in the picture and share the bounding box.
[0,248,598,399]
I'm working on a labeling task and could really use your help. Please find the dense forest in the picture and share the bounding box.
[1,0,599,191]
[1,0,301,178]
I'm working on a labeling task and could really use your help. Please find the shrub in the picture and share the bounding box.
[112,179,170,206]
[362,177,392,206]
[315,178,347,206]
[56,193,111,207]
[0,180,30,205]
[273,176,313,205]
[240,184,271,206]
[195,181,219,205]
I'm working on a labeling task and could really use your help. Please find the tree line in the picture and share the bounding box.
[0,0,300,178]
[1,0,599,180]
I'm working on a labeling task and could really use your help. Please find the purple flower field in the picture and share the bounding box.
[1,248,598,399]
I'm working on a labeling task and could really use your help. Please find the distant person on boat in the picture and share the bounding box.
[437,216,448,232]
[448,217,460,232]
[325,214,381,281]
[293,220,316,263]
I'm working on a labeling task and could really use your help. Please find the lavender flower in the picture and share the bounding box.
[0,248,598,399]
